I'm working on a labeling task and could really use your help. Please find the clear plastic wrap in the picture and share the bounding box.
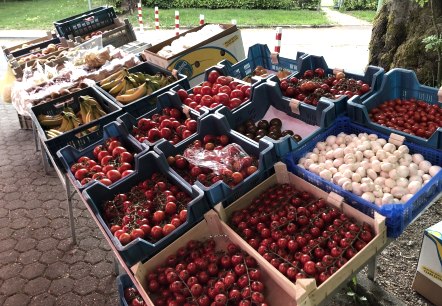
[183,143,251,175]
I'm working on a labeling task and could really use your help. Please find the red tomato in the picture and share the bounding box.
[99,178,113,186]
[120,151,134,163]
[112,146,127,158]
[207,70,220,84]
[107,170,122,182]
[74,168,89,181]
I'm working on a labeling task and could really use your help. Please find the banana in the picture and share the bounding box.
[57,113,70,132]
[116,82,148,104]
[38,114,63,127]
[108,78,127,97]
[99,69,125,86]
[46,129,63,139]
[124,87,138,95]
[101,73,125,91]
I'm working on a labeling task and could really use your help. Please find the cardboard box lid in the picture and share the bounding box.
[425,221,442,264]
[144,23,238,61]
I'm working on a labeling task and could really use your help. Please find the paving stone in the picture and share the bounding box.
[0,217,11,228]
[50,217,69,229]
[0,238,17,251]
[29,216,50,229]
[56,238,75,252]
[84,248,107,265]
[0,249,19,264]
[3,293,31,306]
[18,249,42,265]
[91,261,114,279]
[0,263,23,280]
[60,249,85,264]
[54,292,81,306]
[69,261,92,280]
[45,261,69,280]
[23,277,51,295]
[36,237,58,251]
[0,276,26,296]
[20,262,46,280]
[29,293,56,306]
[0,227,13,240]
[48,277,74,296]
[73,275,98,296]
[39,249,63,264]
[46,208,66,220]
[83,292,107,305]
[14,237,37,252]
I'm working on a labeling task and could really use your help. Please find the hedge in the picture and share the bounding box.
[333,0,377,10]
[140,0,321,9]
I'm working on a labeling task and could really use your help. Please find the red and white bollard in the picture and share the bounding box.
[154,6,159,30]
[175,11,180,36]
[137,2,144,32]
[199,14,204,26]
[274,27,282,53]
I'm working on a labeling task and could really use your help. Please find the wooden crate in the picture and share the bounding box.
[214,162,388,306]
[2,31,57,57]
[130,210,302,306]
[8,38,74,78]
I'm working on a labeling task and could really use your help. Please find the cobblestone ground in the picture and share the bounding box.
[0,103,119,305]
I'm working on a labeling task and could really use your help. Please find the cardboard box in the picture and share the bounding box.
[142,24,245,87]
[412,221,442,306]
[215,162,388,306]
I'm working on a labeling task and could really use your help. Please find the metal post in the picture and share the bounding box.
[88,0,92,10]
[65,174,77,245]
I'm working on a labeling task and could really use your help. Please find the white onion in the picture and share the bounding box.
[429,165,441,177]
[319,169,333,181]
[412,153,424,164]
[342,181,352,191]
[419,160,432,173]
[332,158,343,168]
[391,186,407,199]
[422,174,431,181]
[326,135,337,145]
[409,163,419,176]
[396,177,409,188]
[398,145,409,154]
[367,169,378,180]
[371,160,381,173]
[408,181,422,194]
[374,177,385,186]
[388,169,398,180]
[352,173,362,183]
[361,192,375,202]
[383,143,396,153]
[401,194,414,202]
[352,182,362,195]
[385,178,396,188]
[356,167,366,177]
[409,176,422,183]
[380,162,393,172]
[382,193,394,204]
[396,165,409,178]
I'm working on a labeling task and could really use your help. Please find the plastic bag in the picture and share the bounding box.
[183,143,250,175]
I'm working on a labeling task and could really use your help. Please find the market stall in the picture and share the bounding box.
[2,6,442,306]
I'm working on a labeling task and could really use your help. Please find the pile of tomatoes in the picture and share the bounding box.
[104,172,192,245]
[280,68,371,106]
[70,137,136,186]
[369,98,442,139]
[131,107,198,145]
[176,70,251,111]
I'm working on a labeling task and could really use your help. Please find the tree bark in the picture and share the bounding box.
[369,0,442,86]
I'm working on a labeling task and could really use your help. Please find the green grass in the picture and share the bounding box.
[345,10,377,23]
[124,9,330,28]
[0,0,330,30]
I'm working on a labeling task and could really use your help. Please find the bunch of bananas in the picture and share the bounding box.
[99,69,176,105]
[38,96,107,139]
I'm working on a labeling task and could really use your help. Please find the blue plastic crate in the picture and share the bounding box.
[116,274,135,306]
[283,116,442,238]
[278,54,384,116]
[54,6,117,38]
[215,43,306,81]
[117,86,209,149]
[29,86,123,168]
[216,75,336,159]
[154,113,276,207]
[57,121,148,191]
[347,68,442,150]
[81,151,210,266]
[95,61,190,118]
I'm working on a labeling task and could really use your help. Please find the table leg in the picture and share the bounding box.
[367,255,378,281]
[113,255,120,276]
[40,141,50,175]
[65,174,77,245]
[32,121,40,152]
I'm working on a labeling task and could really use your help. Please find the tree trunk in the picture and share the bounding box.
[369,0,442,86]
